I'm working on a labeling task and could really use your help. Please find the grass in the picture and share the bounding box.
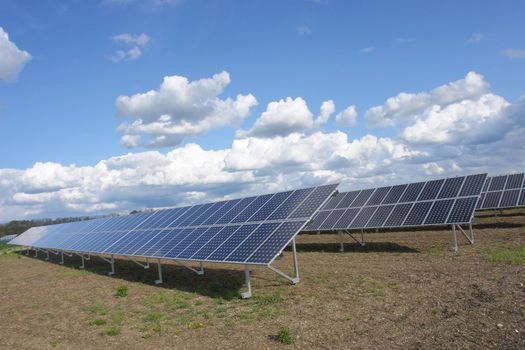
[89,301,107,315]
[114,285,128,297]
[89,319,107,326]
[277,326,294,345]
[186,321,204,329]
[144,312,162,323]
[431,308,439,316]
[486,245,525,265]
[104,327,121,336]
[252,293,284,305]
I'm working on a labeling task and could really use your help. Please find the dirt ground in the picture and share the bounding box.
[1,209,524,349]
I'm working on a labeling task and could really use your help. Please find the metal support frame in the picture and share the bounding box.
[174,260,205,275]
[98,255,115,275]
[451,223,475,253]
[75,253,90,269]
[241,265,252,299]
[456,223,474,244]
[338,229,366,252]
[451,225,458,253]
[266,238,300,286]
[127,256,150,269]
[155,259,163,284]
[34,249,38,257]
[45,250,50,261]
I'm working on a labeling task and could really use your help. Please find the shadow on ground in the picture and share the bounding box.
[17,251,245,300]
[292,241,419,253]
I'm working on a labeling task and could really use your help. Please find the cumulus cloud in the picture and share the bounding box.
[0,27,32,83]
[0,130,427,221]
[237,98,336,138]
[365,72,489,128]
[2,71,524,222]
[117,71,258,147]
[335,105,357,127]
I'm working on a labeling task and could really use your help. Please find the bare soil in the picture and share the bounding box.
[1,209,524,349]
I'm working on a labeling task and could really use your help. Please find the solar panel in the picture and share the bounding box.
[304,174,486,232]
[478,173,525,210]
[10,184,338,267]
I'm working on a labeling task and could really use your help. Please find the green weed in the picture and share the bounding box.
[114,285,128,297]
[486,245,525,265]
[277,326,294,345]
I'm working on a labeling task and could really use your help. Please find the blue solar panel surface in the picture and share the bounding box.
[304,174,486,232]
[9,184,338,266]
[477,173,525,210]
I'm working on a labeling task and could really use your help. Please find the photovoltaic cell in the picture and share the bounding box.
[500,190,520,208]
[438,177,464,199]
[448,197,478,223]
[366,187,392,206]
[424,199,454,225]
[488,176,506,191]
[335,191,360,209]
[418,179,445,201]
[334,208,361,229]
[403,201,432,226]
[384,203,413,227]
[399,182,425,202]
[382,184,407,204]
[366,205,395,228]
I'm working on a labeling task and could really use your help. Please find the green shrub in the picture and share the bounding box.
[115,285,128,297]
[277,326,293,344]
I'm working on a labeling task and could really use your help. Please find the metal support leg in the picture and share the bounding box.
[241,265,252,299]
[34,249,38,257]
[456,224,474,245]
[109,255,115,275]
[344,230,365,247]
[45,250,50,261]
[174,260,204,275]
[338,230,344,252]
[155,259,163,285]
[451,225,458,253]
[26,248,30,256]
[80,255,85,269]
[267,238,300,284]
[60,252,64,265]
[127,257,150,269]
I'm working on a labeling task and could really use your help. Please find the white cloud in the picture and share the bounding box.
[468,32,483,43]
[421,162,445,176]
[365,71,489,127]
[117,71,258,147]
[110,32,150,62]
[237,98,336,138]
[111,46,143,62]
[335,105,357,128]
[0,27,32,83]
[296,26,312,35]
[112,33,150,46]
[2,72,524,222]
[402,93,510,144]
[314,100,335,126]
[120,134,142,148]
[501,48,525,59]
[359,47,375,54]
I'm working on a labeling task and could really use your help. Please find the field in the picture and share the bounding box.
[1,210,524,349]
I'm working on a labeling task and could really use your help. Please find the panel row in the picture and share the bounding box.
[306,196,479,231]
[477,173,525,210]
[322,174,486,211]
[16,220,306,265]
[10,184,338,265]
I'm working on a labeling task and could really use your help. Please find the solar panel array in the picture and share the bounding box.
[304,174,487,232]
[476,173,525,210]
[0,234,17,243]
[10,184,337,266]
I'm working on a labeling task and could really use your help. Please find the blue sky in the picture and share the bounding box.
[0,0,524,221]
